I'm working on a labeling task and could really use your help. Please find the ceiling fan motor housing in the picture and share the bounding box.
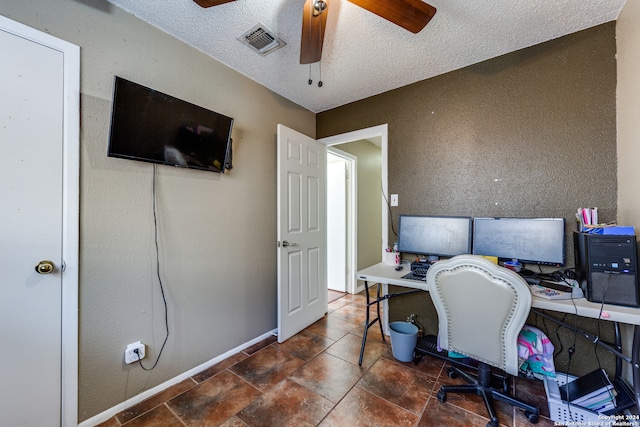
[313,0,327,16]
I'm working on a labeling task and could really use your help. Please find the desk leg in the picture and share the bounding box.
[359,281,384,366]
[359,280,372,366]
[376,282,385,341]
[357,282,421,366]
[633,325,640,414]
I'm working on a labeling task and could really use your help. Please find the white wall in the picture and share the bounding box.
[327,154,347,292]
[0,0,315,421]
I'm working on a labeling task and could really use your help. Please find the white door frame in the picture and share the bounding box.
[0,16,80,427]
[327,147,357,294]
[319,124,389,285]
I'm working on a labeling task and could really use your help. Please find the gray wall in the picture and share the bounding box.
[318,23,618,377]
[1,0,314,421]
[319,23,617,246]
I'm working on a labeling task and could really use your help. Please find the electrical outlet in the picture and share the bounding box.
[390,194,399,207]
[124,341,145,364]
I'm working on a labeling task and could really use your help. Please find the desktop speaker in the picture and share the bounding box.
[573,232,640,307]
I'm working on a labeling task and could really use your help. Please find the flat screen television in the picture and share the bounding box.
[107,76,234,173]
[472,217,566,266]
[397,215,472,258]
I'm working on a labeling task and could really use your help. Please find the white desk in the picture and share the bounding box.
[357,262,640,325]
[356,262,640,412]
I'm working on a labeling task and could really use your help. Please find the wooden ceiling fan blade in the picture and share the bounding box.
[300,0,329,64]
[193,0,236,8]
[347,0,436,34]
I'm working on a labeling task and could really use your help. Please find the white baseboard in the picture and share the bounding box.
[79,329,277,427]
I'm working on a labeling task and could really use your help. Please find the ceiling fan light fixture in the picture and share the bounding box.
[238,24,286,56]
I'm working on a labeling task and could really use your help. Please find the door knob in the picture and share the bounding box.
[35,260,55,274]
[281,241,297,247]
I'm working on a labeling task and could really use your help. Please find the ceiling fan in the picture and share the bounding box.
[300,0,436,64]
[192,0,436,65]
[193,0,235,7]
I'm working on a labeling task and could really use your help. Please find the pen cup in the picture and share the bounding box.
[385,251,400,266]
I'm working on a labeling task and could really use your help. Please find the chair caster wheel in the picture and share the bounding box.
[436,389,446,402]
[524,411,539,424]
[447,368,458,379]
[486,420,498,427]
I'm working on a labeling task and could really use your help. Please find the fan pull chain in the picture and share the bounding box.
[307,63,323,87]
[316,5,324,88]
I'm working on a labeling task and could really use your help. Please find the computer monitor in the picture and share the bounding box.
[397,215,472,258]
[472,217,566,266]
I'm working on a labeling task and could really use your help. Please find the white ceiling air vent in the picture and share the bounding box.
[238,24,286,56]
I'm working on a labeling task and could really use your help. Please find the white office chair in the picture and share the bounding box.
[426,255,539,427]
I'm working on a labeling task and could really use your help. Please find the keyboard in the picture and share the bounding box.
[528,284,574,300]
[402,272,426,281]
[526,279,583,300]
[412,267,429,277]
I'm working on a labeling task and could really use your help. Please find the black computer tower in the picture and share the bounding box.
[573,232,640,307]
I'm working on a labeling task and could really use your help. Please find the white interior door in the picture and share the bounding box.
[0,16,79,426]
[277,124,327,343]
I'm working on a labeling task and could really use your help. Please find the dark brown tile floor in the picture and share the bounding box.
[97,290,555,427]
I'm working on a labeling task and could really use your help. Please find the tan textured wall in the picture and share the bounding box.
[318,23,618,377]
[617,0,640,228]
[332,140,382,272]
[616,0,640,387]
[1,0,314,421]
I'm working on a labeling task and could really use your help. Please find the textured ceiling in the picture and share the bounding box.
[106,0,626,113]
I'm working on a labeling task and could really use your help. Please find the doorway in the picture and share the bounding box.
[277,124,387,341]
[326,149,356,293]
[320,125,387,295]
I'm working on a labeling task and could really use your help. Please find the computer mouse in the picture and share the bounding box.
[395,265,403,271]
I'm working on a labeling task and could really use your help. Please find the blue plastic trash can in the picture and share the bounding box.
[389,321,419,362]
